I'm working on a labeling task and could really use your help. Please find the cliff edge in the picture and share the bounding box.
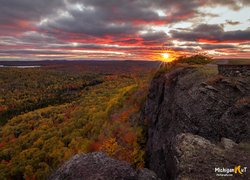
[141,66,250,179]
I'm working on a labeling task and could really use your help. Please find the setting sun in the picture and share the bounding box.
[162,53,169,59]
[160,50,178,63]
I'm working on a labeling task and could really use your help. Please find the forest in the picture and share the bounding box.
[0,61,158,179]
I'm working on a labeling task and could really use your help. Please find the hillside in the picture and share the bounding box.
[0,61,158,179]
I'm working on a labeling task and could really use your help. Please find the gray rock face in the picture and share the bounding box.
[174,133,249,179]
[49,152,159,180]
[174,133,227,180]
[141,67,250,179]
[221,137,237,150]
[137,168,159,180]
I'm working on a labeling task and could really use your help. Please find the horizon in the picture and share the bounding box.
[0,57,250,62]
[0,0,250,61]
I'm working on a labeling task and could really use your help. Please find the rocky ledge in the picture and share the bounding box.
[141,66,250,179]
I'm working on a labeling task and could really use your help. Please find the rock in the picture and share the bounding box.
[141,67,250,179]
[204,85,218,92]
[174,133,249,180]
[49,152,159,180]
[137,168,160,180]
[221,138,237,150]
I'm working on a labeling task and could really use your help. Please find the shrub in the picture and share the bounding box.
[154,54,213,78]
[177,54,213,64]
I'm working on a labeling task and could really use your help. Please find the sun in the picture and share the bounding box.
[161,52,174,63]
[162,52,169,59]
[159,50,179,63]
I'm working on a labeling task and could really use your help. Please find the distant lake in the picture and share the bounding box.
[0,65,40,68]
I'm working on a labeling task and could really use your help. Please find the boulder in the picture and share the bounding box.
[49,152,159,180]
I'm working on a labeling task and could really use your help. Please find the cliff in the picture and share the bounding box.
[141,66,250,179]
[50,65,250,180]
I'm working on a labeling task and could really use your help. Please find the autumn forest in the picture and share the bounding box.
[0,61,158,179]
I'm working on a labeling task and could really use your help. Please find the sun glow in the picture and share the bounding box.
[162,52,169,59]
[160,50,177,63]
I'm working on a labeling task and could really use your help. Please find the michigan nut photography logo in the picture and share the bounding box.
[215,165,247,177]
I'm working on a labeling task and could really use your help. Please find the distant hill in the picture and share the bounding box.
[0,60,160,74]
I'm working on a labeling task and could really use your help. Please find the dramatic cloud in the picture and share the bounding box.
[0,0,249,60]
[170,24,250,43]
[140,31,169,45]
[226,20,240,25]
[210,0,250,9]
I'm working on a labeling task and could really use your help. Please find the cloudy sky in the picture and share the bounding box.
[0,0,249,61]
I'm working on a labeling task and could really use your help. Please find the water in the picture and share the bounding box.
[0,65,40,68]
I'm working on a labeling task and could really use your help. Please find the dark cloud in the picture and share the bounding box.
[116,39,141,45]
[37,0,203,38]
[197,12,219,18]
[168,42,236,50]
[37,0,250,39]
[0,0,249,60]
[0,0,64,22]
[0,49,67,55]
[170,24,250,42]
[207,0,250,10]
[140,31,169,45]
[0,0,65,36]
[199,44,236,50]
[0,32,62,48]
[1,0,249,37]
[225,20,240,25]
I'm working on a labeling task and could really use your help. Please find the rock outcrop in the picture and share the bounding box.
[218,64,250,77]
[174,133,249,179]
[141,66,250,179]
[49,152,159,180]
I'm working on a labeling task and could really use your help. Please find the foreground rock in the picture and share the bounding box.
[49,152,159,180]
[141,66,250,179]
[174,133,249,179]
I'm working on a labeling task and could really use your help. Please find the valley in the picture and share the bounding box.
[0,61,158,179]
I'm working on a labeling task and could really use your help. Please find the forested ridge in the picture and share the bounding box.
[0,68,103,125]
[0,62,156,180]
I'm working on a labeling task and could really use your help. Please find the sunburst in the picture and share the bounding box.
[160,49,177,63]
[162,52,170,60]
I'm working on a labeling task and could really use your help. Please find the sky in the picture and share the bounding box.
[0,0,249,61]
